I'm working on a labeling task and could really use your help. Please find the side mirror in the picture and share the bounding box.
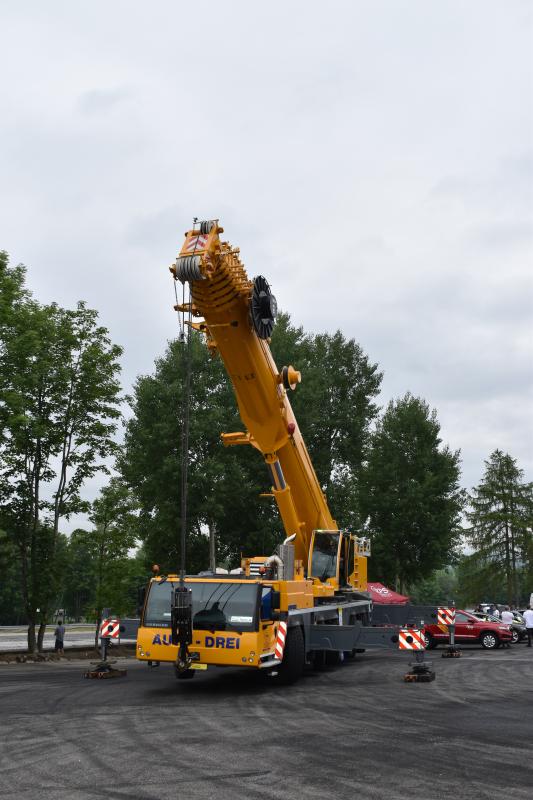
[136,585,146,617]
[270,590,281,611]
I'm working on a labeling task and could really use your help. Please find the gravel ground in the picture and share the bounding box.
[0,645,531,800]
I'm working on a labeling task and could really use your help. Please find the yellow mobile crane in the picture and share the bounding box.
[136,220,394,682]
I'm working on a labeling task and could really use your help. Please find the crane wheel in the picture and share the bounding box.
[272,626,305,685]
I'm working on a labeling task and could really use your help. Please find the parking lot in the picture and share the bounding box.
[0,644,531,800]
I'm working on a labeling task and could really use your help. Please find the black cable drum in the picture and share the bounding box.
[250,275,277,339]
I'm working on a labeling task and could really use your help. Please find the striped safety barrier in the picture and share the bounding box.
[100,618,120,639]
[437,607,455,626]
[398,628,425,651]
[274,621,288,661]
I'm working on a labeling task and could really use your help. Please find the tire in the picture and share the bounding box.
[424,632,438,650]
[511,629,519,645]
[480,631,499,649]
[275,625,305,685]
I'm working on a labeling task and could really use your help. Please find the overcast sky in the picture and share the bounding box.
[1,1,532,532]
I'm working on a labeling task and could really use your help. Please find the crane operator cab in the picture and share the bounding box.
[308,530,371,592]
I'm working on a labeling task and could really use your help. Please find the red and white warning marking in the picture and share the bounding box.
[398,628,425,651]
[274,621,288,661]
[99,618,120,639]
[437,607,455,626]
[184,234,209,253]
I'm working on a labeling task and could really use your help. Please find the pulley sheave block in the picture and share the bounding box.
[251,276,277,339]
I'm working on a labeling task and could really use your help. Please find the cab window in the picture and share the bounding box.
[309,532,340,581]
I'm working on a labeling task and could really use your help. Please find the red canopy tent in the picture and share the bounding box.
[367,582,409,605]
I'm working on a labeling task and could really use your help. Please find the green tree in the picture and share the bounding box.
[408,567,458,605]
[0,254,123,651]
[360,393,463,592]
[455,552,507,608]
[119,314,381,573]
[0,527,26,624]
[97,549,150,620]
[62,529,97,622]
[86,479,139,645]
[119,333,278,573]
[466,450,533,606]
[271,314,382,530]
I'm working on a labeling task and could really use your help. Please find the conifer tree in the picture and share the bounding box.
[467,450,533,606]
[360,393,463,592]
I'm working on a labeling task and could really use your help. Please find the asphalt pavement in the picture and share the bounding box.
[0,645,532,800]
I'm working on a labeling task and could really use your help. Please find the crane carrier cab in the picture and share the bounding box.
[137,533,395,683]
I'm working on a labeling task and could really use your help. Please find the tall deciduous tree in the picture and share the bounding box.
[119,313,381,571]
[271,313,382,530]
[0,253,122,651]
[360,393,463,592]
[62,529,97,622]
[119,333,278,573]
[455,552,508,607]
[0,527,26,624]
[87,479,139,645]
[466,450,533,606]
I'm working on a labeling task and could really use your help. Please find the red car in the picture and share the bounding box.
[423,609,513,650]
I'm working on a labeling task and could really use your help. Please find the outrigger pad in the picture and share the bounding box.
[84,661,127,679]
[442,647,462,658]
[404,671,436,683]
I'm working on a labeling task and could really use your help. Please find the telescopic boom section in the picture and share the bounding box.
[170,221,336,567]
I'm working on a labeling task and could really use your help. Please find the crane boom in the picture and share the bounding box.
[171,220,368,588]
[134,219,380,685]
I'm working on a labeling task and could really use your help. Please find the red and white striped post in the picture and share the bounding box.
[400,626,435,682]
[99,617,120,661]
[274,621,288,662]
[439,605,461,658]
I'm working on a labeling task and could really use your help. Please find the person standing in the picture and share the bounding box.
[501,606,513,625]
[523,607,533,648]
[54,619,65,655]
[500,606,513,647]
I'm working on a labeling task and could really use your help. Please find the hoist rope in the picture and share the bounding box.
[177,220,201,586]
[179,279,193,585]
